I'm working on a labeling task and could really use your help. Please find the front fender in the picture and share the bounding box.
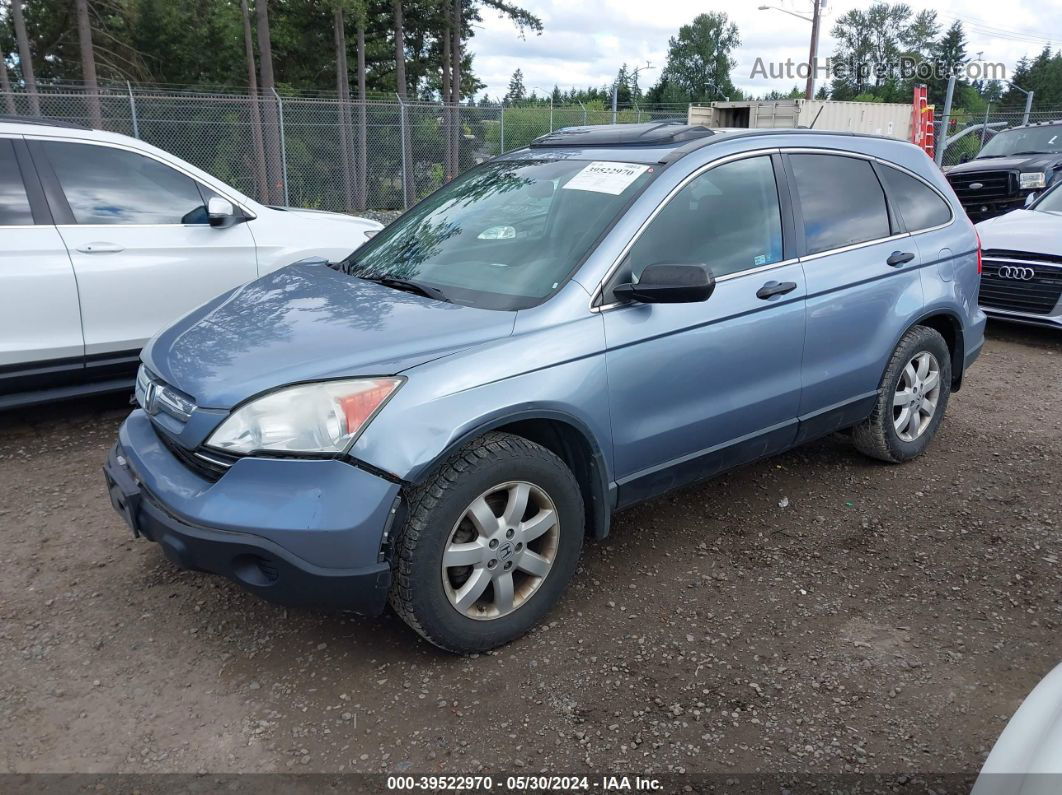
[348,313,614,506]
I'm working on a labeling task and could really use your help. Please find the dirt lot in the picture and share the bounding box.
[1,322,1059,778]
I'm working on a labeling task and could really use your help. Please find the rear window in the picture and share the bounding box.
[879,165,952,231]
[0,139,33,226]
[790,154,891,255]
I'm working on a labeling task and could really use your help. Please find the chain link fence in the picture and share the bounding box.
[0,84,687,211]
[938,105,1062,168]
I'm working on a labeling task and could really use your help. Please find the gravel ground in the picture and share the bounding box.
[0,322,1059,776]
[356,209,402,227]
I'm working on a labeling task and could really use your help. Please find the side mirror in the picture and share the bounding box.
[208,196,238,228]
[1024,192,1039,208]
[613,263,715,304]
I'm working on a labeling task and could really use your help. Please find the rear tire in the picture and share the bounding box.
[389,432,584,654]
[853,325,952,463]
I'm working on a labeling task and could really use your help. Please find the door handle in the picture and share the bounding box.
[756,280,798,300]
[77,242,125,254]
[886,251,915,267]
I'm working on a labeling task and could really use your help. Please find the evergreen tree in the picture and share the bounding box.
[504,67,526,103]
[927,20,967,107]
[646,12,739,105]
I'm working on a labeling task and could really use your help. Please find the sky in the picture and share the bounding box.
[466,0,1062,102]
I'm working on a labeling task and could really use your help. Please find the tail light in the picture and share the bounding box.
[975,228,983,274]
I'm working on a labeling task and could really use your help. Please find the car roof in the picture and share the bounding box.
[0,116,260,209]
[1008,119,1062,129]
[0,114,89,130]
[0,116,139,146]
[502,123,914,166]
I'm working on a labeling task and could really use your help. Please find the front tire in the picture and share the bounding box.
[389,432,584,653]
[852,325,952,463]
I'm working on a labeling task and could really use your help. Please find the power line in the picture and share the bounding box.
[937,13,1059,48]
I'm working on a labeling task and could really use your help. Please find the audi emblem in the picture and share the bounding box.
[997,265,1035,281]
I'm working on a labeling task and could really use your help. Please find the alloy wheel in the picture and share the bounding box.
[441,481,560,620]
[893,350,941,442]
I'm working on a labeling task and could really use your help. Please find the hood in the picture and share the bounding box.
[143,262,515,408]
[269,206,384,229]
[976,209,1062,252]
[948,154,1062,175]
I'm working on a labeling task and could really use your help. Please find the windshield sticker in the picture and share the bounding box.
[562,161,650,195]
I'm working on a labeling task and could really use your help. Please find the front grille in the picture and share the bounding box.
[984,249,1062,266]
[980,257,1062,315]
[947,170,1016,204]
[155,428,236,482]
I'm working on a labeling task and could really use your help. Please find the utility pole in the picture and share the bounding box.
[806,0,822,100]
[613,62,654,124]
[759,2,823,100]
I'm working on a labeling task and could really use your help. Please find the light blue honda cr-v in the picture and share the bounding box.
[104,122,986,652]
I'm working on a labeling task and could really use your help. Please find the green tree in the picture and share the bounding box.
[504,67,525,103]
[647,12,739,105]
[926,20,967,107]
[1005,46,1062,110]
[829,2,919,100]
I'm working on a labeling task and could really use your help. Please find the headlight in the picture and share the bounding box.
[205,378,402,455]
[1020,172,1047,190]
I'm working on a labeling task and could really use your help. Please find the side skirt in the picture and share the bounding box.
[614,393,877,510]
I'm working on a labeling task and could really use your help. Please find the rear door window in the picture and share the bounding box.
[42,141,209,225]
[789,154,891,255]
[878,164,952,231]
[0,139,34,225]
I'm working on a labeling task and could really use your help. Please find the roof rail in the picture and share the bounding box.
[0,115,90,130]
[657,126,899,163]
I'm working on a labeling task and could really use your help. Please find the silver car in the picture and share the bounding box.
[975,182,1062,329]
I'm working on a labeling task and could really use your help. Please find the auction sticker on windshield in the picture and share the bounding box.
[562,161,650,195]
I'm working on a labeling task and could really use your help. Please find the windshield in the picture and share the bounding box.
[336,158,657,310]
[977,126,1062,158]
[1033,184,1062,213]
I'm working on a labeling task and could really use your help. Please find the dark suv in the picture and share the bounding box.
[946,120,1062,221]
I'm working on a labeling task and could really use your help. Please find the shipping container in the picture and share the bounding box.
[689,100,912,140]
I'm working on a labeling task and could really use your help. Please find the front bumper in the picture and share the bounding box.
[960,197,1028,222]
[103,411,400,614]
[982,305,1062,330]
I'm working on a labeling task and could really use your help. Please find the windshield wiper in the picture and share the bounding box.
[357,275,449,302]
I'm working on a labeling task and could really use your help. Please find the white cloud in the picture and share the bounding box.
[467,0,1062,101]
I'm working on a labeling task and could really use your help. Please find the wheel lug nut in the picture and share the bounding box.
[515,542,523,550]
[488,559,497,569]
[505,528,515,539]
[503,561,512,571]
[489,539,499,549]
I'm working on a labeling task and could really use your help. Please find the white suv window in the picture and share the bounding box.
[43,141,210,225]
[0,139,34,226]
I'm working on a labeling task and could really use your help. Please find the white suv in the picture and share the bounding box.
[0,117,383,409]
